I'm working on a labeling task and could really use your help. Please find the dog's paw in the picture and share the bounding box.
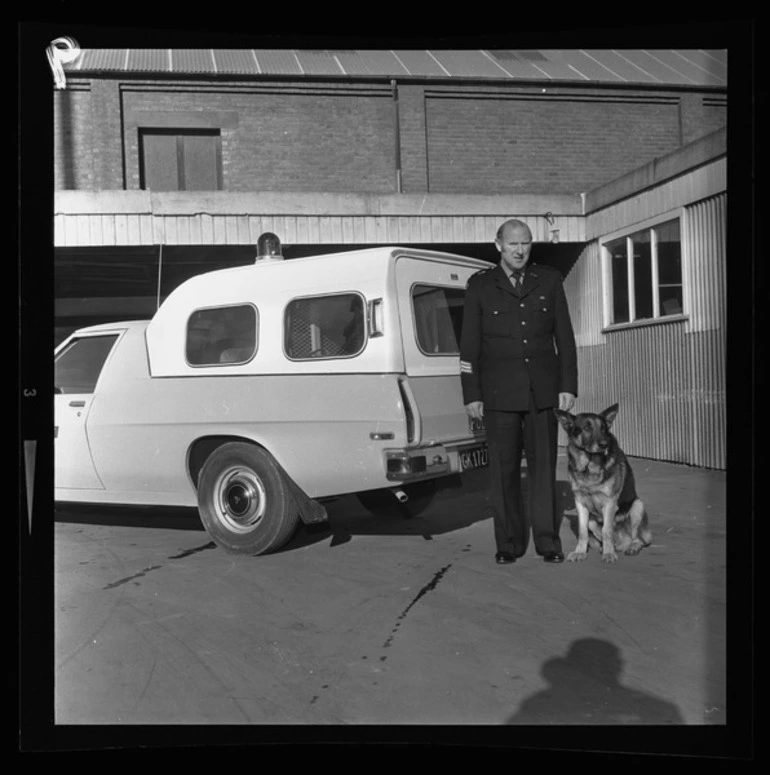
[601,549,618,563]
[567,550,587,562]
[625,541,644,556]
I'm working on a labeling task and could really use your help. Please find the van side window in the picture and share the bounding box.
[186,304,258,366]
[55,334,119,394]
[285,293,365,360]
[412,285,465,355]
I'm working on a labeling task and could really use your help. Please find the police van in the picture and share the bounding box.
[54,239,492,555]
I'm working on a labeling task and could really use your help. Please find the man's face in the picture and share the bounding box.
[496,225,532,273]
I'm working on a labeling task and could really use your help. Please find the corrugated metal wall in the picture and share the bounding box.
[564,192,725,469]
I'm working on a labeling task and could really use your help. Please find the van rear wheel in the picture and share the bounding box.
[197,442,300,555]
[356,479,437,519]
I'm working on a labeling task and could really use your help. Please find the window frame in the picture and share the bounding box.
[409,282,466,357]
[184,302,259,368]
[138,128,223,192]
[283,291,368,362]
[54,332,122,394]
[600,209,688,332]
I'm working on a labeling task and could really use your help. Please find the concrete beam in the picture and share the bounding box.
[584,127,726,214]
[55,190,584,218]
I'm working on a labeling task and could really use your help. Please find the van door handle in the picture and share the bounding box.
[367,298,384,337]
[69,400,86,408]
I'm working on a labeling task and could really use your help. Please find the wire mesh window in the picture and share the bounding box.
[411,284,465,355]
[285,294,366,360]
[186,304,258,366]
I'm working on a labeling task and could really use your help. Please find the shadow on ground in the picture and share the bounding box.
[507,638,684,725]
[54,502,206,532]
[54,470,578,556]
[284,473,577,554]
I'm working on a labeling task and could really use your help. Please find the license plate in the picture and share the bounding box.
[459,444,488,471]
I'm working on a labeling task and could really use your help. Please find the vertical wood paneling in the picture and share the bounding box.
[88,215,103,244]
[200,214,214,243]
[54,215,65,246]
[164,216,178,245]
[103,215,116,246]
[64,217,80,246]
[114,215,128,244]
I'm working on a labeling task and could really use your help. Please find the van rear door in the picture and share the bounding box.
[394,256,487,469]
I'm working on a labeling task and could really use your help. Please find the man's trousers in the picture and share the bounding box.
[484,392,562,557]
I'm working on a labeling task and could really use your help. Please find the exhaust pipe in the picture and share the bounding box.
[392,488,409,503]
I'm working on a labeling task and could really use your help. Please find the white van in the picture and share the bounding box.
[54,246,492,555]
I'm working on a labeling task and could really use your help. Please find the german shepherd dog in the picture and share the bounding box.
[554,404,652,563]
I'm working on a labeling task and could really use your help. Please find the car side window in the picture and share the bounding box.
[285,293,365,360]
[412,284,465,355]
[55,334,120,394]
[186,304,258,366]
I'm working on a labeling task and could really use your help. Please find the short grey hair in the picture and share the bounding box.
[496,219,532,241]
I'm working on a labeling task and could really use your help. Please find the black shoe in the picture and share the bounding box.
[543,551,565,563]
[495,552,516,564]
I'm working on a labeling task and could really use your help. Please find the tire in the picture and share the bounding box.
[356,479,438,519]
[197,442,300,555]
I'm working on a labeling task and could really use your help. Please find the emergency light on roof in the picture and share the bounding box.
[256,232,283,262]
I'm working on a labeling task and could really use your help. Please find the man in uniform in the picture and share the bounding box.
[460,219,577,564]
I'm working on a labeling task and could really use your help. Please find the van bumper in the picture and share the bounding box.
[384,439,486,482]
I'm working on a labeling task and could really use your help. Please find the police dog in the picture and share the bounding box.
[554,404,652,563]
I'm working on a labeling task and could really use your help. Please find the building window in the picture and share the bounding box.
[604,218,683,326]
[411,284,465,355]
[186,304,258,366]
[285,294,365,360]
[55,334,120,394]
[139,129,222,191]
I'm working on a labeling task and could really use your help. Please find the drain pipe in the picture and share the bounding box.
[392,79,403,193]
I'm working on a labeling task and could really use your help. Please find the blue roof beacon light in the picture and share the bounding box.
[255,232,284,262]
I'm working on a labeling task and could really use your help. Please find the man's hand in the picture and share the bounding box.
[465,401,484,421]
[558,393,576,412]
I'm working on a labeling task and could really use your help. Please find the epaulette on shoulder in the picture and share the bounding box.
[533,263,563,280]
[469,266,495,281]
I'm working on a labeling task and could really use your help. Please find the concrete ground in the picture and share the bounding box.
[54,453,726,732]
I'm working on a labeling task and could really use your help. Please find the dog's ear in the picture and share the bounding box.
[554,409,576,430]
[601,403,619,428]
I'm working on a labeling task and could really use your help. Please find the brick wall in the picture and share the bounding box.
[122,85,396,192]
[54,86,93,190]
[424,91,682,194]
[90,80,124,189]
[680,93,728,146]
[55,78,727,196]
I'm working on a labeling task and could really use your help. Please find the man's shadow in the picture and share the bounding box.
[507,638,684,725]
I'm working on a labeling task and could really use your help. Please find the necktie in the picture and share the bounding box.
[511,270,524,287]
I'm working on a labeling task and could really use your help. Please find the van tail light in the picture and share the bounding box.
[397,377,421,445]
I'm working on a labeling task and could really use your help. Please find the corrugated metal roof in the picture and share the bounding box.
[66,49,727,86]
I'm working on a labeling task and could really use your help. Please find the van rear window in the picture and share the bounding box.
[412,285,465,355]
[285,293,365,360]
[186,304,258,366]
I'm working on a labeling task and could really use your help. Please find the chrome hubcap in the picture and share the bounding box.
[215,466,267,533]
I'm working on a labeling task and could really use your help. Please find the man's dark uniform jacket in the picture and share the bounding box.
[460,262,578,411]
